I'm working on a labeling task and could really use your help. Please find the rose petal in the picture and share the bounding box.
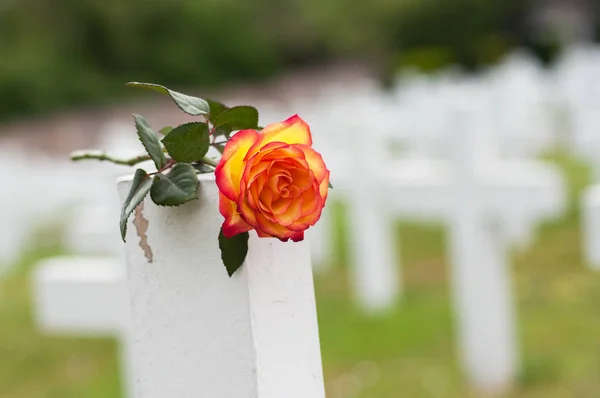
[267,166,292,193]
[255,212,295,241]
[258,188,275,212]
[291,231,304,242]
[261,145,305,162]
[256,229,274,238]
[274,195,303,226]
[219,193,252,237]
[319,170,330,201]
[247,175,266,209]
[297,145,328,183]
[246,115,312,160]
[296,207,323,227]
[247,160,272,186]
[271,196,292,215]
[237,190,259,228]
[289,168,314,191]
[287,198,324,231]
[300,188,321,217]
[215,129,259,201]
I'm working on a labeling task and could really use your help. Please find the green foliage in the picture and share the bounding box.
[5,157,600,396]
[213,106,259,131]
[162,122,210,163]
[193,163,216,174]
[0,0,547,123]
[207,102,260,138]
[133,114,167,170]
[150,163,199,206]
[213,126,233,139]
[120,168,153,241]
[207,99,229,122]
[127,82,210,116]
[218,228,249,277]
[214,143,226,154]
[159,126,173,135]
[387,0,532,74]
[72,83,261,270]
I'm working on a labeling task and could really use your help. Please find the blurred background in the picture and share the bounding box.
[3,0,600,397]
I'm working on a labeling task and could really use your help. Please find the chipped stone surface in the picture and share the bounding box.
[118,174,326,398]
[133,202,153,263]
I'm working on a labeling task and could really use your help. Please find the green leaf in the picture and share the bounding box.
[133,114,167,170]
[159,126,173,135]
[150,163,198,206]
[214,143,225,154]
[207,99,228,123]
[328,182,333,189]
[214,106,259,131]
[120,169,153,241]
[192,163,215,174]
[213,125,233,138]
[161,122,210,163]
[127,82,210,116]
[218,228,249,277]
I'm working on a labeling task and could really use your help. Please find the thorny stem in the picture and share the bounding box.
[159,158,176,172]
[209,122,218,144]
[70,151,151,166]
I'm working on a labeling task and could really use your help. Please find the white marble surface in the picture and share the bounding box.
[119,174,325,398]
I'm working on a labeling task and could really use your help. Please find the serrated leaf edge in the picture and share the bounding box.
[161,122,210,163]
[133,114,167,170]
[120,169,153,242]
[149,164,199,207]
[127,82,209,116]
[218,228,249,277]
[213,105,259,129]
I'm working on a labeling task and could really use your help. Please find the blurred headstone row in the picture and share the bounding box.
[3,44,600,394]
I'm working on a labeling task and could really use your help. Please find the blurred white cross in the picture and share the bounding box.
[32,256,136,398]
[344,98,566,391]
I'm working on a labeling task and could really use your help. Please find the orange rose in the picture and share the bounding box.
[215,115,330,242]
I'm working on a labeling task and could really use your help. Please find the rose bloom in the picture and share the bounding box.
[215,115,330,242]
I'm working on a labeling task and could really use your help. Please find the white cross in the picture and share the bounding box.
[32,256,136,398]
[582,187,600,269]
[346,101,566,391]
[553,46,600,269]
[387,60,559,160]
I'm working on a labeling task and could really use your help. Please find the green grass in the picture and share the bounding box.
[0,234,122,398]
[2,152,600,397]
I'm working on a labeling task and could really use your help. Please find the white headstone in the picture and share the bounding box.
[64,205,124,257]
[348,102,565,390]
[582,185,600,269]
[445,108,518,391]
[32,256,136,398]
[118,174,326,398]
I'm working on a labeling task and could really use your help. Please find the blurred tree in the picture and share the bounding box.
[0,0,555,122]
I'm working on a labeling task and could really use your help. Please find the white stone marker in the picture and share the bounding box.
[306,203,335,270]
[64,205,125,257]
[346,106,400,313]
[582,186,600,269]
[369,105,565,391]
[566,108,600,268]
[32,256,136,398]
[445,109,518,392]
[118,174,325,398]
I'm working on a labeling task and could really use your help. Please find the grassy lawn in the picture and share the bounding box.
[2,153,600,397]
